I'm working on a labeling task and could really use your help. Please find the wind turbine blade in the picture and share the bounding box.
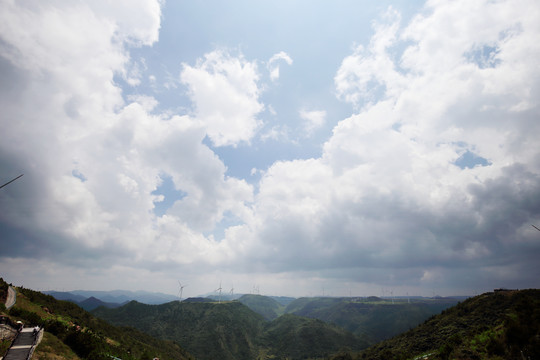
[0,174,24,189]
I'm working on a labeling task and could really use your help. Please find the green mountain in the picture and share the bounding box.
[94,300,264,360]
[341,289,540,360]
[92,299,367,360]
[284,296,459,344]
[0,278,193,360]
[238,294,284,320]
[262,314,369,359]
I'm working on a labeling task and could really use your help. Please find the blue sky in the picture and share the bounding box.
[1,0,539,298]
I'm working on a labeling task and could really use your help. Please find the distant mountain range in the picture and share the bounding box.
[44,289,179,310]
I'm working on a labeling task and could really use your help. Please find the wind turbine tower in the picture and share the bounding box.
[216,282,223,303]
[178,281,187,302]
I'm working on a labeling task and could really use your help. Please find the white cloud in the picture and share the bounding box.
[0,1,253,284]
[180,50,264,147]
[299,109,326,136]
[259,125,291,143]
[267,51,293,81]
[1,0,539,297]
[334,8,404,108]
[221,0,540,293]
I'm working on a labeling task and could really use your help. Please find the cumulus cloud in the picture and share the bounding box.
[267,51,293,81]
[0,1,253,286]
[180,50,264,147]
[299,109,326,136]
[221,0,540,293]
[1,0,539,297]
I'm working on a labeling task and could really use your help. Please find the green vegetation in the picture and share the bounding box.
[339,289,540,360]
[6,276,539,360]
[0,277,9,303]
[284,296,458,344]
[34,331,81,360]
[238,294,284,320]
[262,314,368,359]
[93,299,367,360]
[0,278,193,360]
[94,300,264,360]
[0,339,11,358]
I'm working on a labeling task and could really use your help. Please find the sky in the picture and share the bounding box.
[1,0,540,299]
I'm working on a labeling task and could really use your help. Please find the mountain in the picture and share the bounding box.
[45,289,178,305]
[344,289,540,360]
[92,299,367,360]
[269,295,296,306]
[238,294,284,320]
[78,296,122,311]
[1,280,193,360]
[93,300,265,360]
[284,296,460,344]
[70,289,178,304]
[44,290,88,303]
[261,314,369,359]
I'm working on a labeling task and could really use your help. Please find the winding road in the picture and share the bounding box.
[6,286,16,309]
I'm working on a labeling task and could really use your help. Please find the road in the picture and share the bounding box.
[5,286,16,309]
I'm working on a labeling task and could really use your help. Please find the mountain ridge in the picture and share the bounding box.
[92,299,368,360]
[345,289,540,359]
[1,279,193,360]
[45,289,178,305]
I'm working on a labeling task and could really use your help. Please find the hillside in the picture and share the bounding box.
[285,296,459,344]
[0,279,193,360]
[92,299,367,360]
[344,289,540,360]
[93,300,264,360]
[238,294,284,320]
[262,314,368,359]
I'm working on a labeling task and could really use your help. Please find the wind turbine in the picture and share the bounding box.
[215,281,222,303]
[532,224,540,232]
[230,284,234,297]
[178,281,187,302]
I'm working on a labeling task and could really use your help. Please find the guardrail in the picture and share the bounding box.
[26,328,43,360]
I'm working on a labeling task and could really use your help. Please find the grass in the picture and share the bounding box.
[33,331,81,360]
[0,339,12,358]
